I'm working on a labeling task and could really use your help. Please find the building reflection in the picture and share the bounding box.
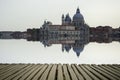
[0,8,120,56]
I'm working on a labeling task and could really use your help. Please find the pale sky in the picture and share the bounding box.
[0,0,120,31]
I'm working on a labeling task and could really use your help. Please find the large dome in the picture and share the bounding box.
[73,8,84,21]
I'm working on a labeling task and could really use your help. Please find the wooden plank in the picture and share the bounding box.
[12,64,34,80]
[0,64,4,69]
[32,64,48,80]
[4,64,28,80]
[0,64,17,75]
[57,64,63,80]
[92,65,117,80]
[39,64,53,80]
[110,65,120,71]
[99,65,120,79]
[48,64,57,80]
[103,65,120,75]
[63,64,70,80]
[0,64,120,80]
[71,64,84,80]
[0,64,19,78]
[75,64,92,80]
[80,65,100,80]
[67,64,78,80]
[0,64,25,80]
[0,64,10,70]
[113,65,120,69]
[19,64,40,80]
[26,64,43,80]
[116,65,120,68]
[85,65,109,80]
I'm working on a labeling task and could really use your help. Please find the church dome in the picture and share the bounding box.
[73,8,84,21]
[64,45,71,52]
[65,14,71,22]
[73,45,84,57]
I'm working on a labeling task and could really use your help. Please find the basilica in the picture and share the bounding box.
[39,8,90,56]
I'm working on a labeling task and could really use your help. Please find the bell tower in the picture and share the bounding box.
[62,14,65,25]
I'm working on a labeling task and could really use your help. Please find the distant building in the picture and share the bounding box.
[0,31,13,39]
[0,31,27,39]
[39,8,89,56]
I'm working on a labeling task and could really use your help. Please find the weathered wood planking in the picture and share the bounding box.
[75,64,92,80]
[63,64,71,80]
[92,65,119,80]
[57,64,63,80]
[39,64,52,80]
[32,64,48,80]
[48,64,57,80]
[0,64,119,80]
[80,65,100,80]
[67,64,78,80]
[12,64,34,80]
[0,64,26,80]
[26,64,43,80]
[71,64,84,80]
[84,65,109,80]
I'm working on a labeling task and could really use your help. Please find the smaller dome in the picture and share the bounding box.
[64,45,71,52]
[73,46,84,57]
[65,14,71,22]
[73,8,84,21]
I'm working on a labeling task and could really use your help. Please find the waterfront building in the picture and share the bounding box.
[39,8,90,56]
[0,31,13,39]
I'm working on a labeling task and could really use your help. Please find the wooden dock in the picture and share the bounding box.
[0,64,120,80]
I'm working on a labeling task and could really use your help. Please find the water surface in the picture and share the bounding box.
[0,39,120,64]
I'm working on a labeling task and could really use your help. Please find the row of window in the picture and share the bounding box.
[49,31,81,34]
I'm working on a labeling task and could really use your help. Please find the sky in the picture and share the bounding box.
[0,0,120,31]
[0,0,120,64]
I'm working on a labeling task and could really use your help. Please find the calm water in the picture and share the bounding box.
[0,39,120,64]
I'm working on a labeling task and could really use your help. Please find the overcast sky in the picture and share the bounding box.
[0,0,120,31]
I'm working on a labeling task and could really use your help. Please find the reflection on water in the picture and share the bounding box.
[0,26,120,57]
[0,39,120,64]
[0,29,120,64]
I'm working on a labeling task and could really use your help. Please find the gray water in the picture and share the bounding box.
[0,39,120,64]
